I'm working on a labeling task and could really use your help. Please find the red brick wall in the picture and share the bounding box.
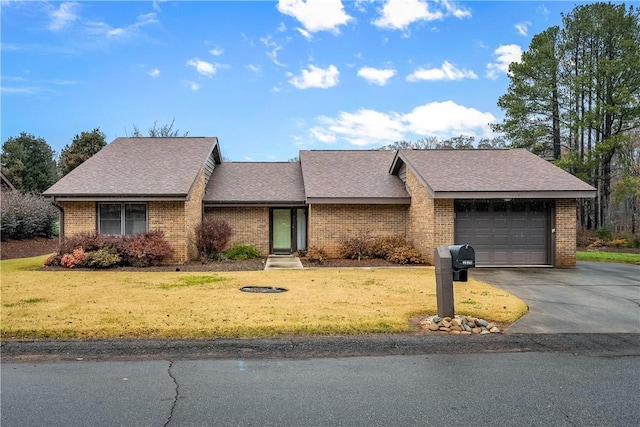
[149,201,186,263]
[555,199,577,267]
[184,169,207,260]
[60,201,95,237]
[404,169,455,264]
[204,207,269,255]
[307,204,409,257]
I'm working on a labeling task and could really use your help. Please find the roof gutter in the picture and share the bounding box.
[44,195,189,202]
[49,197,64,245]
[431,190,597,199]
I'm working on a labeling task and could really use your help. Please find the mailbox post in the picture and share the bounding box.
[434,244,475,319]
[434,246,454,318]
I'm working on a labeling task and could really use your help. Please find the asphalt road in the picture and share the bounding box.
[3,352,639,426]
[470,261,640,333]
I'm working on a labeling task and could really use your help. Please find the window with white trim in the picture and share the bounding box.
[98,203,147,235]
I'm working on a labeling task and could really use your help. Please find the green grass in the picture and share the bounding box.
[1,255,528,340]
[577,251,640,264]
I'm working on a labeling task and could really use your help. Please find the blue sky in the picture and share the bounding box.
[1,0,606,161]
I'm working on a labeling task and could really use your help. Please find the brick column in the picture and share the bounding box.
[555,199,577,267]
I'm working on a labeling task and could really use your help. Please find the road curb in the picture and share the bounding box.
[2,333,638,362]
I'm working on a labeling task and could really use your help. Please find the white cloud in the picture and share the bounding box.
[85,13,158,39]
[406,61,477,82]
[486,44,522,79]
[357,67,396,86]
[441,0,471,18]
[296,27,312,39]
[182,80,200,91]
[152,1,166,12]
[277,0,353,33]
[209,47,224,56]
[147,68,160,77]
[515,21,530,36]
[48,2,78,31]
[1,86,43,95]
[289,65,339,89]
[373,0,443,30]
[311,109,405,146]
[403,101,495,136]
[187,58,217,77]
[306,101,496,147]
[247,64,261,73]
[261,36,285,66]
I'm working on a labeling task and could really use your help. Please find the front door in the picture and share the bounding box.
[272,209,292,254]
[270,208,307,254]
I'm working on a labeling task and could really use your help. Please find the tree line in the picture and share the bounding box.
[492,2,639,233]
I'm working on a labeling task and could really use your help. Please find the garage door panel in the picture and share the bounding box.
[491,251,510,265]
[455,201,549,266]
[474,251,492,264]
[529,234,547,246]
[529,251,548,264]
[493,234,511,245]
[512,218,527,228]
[529,219,547,230]
[493,218,509,228]
[511,251,532,264]
[472,234,493,246]
[510,234,528,245]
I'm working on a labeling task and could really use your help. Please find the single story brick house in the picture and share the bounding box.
[44,137,596,267]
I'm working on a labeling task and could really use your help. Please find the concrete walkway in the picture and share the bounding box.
[264,255,304,270]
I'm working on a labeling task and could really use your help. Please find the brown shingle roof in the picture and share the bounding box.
[203,162,305,204]
[393,149,596,198]
[44,137,220,198]
[300,150,410,203]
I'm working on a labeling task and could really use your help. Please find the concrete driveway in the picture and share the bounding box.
[470,261,640,333]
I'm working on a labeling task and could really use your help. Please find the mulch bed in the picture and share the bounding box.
[0,237,59,260]
[0,238,405,271]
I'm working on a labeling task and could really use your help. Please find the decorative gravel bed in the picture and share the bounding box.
[418,315,503,334]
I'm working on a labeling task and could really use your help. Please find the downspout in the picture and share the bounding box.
[51,197,64,245]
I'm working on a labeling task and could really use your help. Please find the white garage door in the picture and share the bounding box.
[455,201,550,266]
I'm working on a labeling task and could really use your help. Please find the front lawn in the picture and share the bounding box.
[577,251,640,264]
[1,256,527,339]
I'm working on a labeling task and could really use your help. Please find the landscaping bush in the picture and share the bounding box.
[338,231,373,261]
[195,219,233,260]
[387,245,424,265]
[120,230,174,267]
[0,190,57,241]
[57,232,121,255]
[46,230,173,268]
[305,246,328,264]
[338,232,425,265]
[370,235,408,259]
[78,248,121,269]
[225,244,262,260]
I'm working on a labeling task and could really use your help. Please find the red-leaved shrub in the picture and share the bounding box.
[195,219,233,260]
[46,230,173,268]
[120,230,174,267]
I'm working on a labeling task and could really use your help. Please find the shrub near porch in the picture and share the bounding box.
[1,256,527,339]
